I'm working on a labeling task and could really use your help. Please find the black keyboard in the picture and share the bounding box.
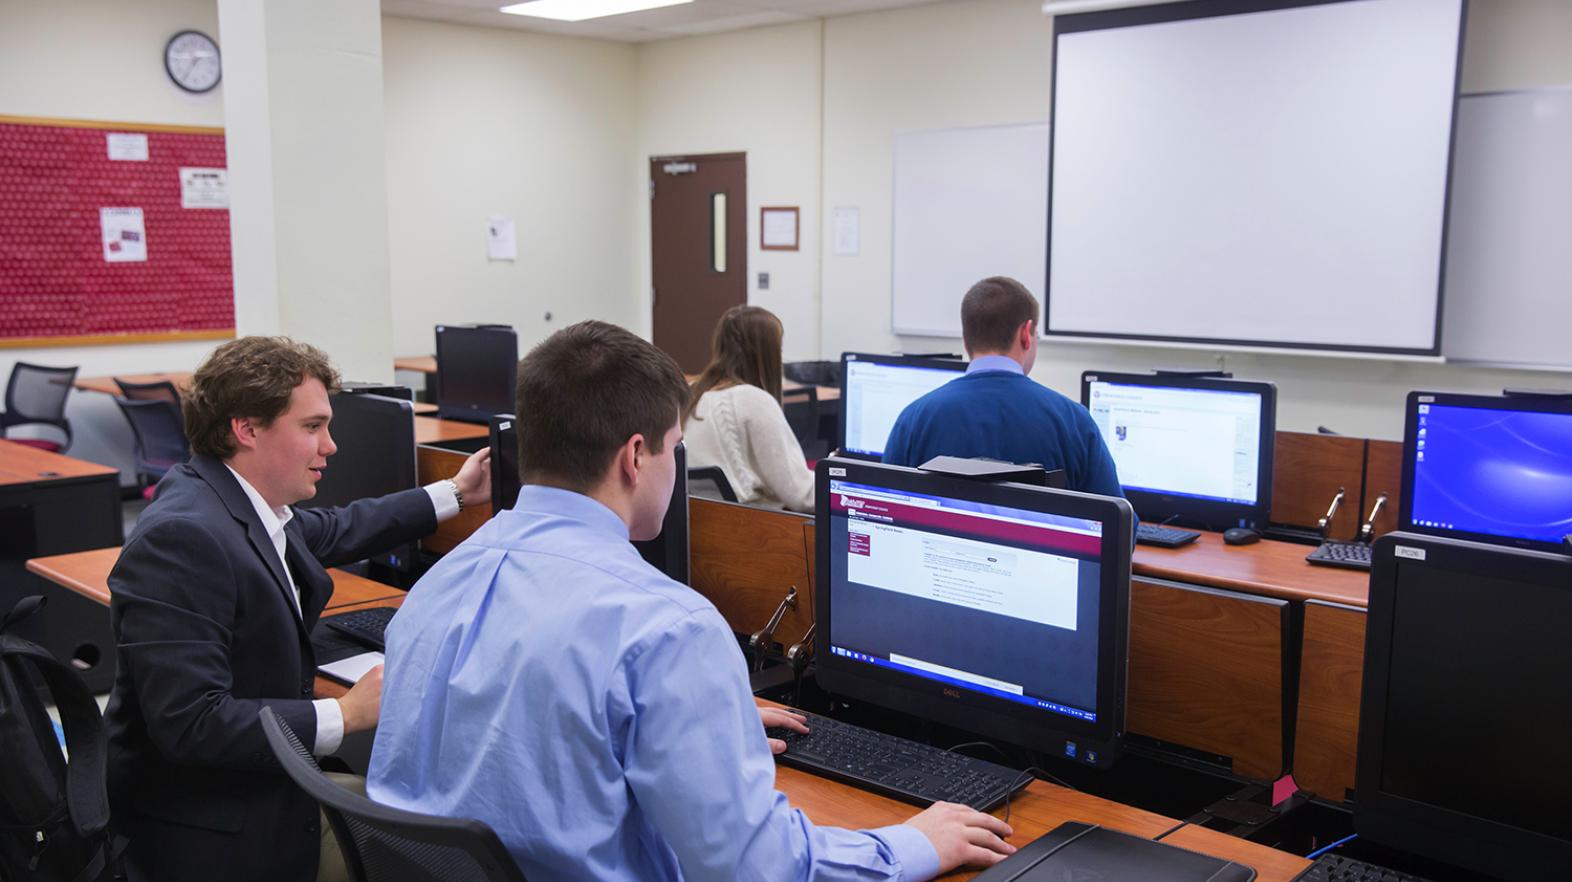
[324,606,397,650]
[1295,853,1437,882]
[1306,541,1373,570]
[1136,523,1201,548]
[765,711,1027,812]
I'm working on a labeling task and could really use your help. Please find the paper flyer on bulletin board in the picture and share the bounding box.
[100,207,147,262]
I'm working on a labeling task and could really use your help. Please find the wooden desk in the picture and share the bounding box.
[26,545,406,698]
[1134,531,1369,608]
[26,546,404,611]
[1292,600,1367,803]
[1,440,123,686]
[783,379,841,402]
[414,415,489,444]
[74,372,194,396]
[395,355,437,374]
[766,702,1308,880]
[415,445,493,553]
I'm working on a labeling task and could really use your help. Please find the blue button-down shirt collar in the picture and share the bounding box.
[516,483,629,539]
[966,354,1025,375]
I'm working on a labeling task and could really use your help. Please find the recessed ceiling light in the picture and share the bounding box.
[500,0,694,22]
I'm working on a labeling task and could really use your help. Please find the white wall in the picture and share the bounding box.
[637,21,824,361]
[381,17,640,359]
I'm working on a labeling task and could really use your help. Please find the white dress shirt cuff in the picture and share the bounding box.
[871,823,941,882]
[424,481,462,522]
[312,697,346,757]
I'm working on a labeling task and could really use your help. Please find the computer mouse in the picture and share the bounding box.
[1222,527,1262,546]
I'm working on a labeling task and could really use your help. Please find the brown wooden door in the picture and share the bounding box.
[651,153,747,374]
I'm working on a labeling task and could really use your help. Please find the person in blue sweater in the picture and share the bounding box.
[882,276,1127,501]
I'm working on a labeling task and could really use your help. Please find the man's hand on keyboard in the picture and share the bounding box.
[758,707,809,755]
[906,801,1016,873]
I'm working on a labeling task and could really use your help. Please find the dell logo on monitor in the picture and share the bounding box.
[941,688,962,699]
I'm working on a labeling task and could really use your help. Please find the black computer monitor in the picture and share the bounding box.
[300,392,418,573]
[1081,371,1276,531]
[815,456,1133,767]
[1400,391,1572,553]
[839,353,966,460]
[435,324,518,424]
[1357,533,1572,880]
[488,414,689,585]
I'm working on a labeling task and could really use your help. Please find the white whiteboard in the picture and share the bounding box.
[1441,88,1572,369]
[890,124,1048,338]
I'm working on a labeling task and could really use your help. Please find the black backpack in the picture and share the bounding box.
[0,597,121,882]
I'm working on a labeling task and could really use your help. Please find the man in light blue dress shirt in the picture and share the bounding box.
[368,321,1015,881]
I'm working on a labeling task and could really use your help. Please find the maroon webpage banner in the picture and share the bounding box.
[831,491,1101,557]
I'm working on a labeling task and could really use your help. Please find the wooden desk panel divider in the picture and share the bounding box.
[1362,440,1403,540]
[689,498,814,647]
[415,445,492,554]
[1270,432,1367,540]
[1292,600,1366,803]
[1126,578,1289,781]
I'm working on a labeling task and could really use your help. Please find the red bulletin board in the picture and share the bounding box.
[0,116,235,348]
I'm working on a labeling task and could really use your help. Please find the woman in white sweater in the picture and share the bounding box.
[683,306,816,512]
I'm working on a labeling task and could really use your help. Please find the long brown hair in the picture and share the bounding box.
[684,306,784,422]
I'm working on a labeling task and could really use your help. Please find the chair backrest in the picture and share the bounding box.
[5,362,77,420]
[2,362,77,448]
[688,466,738,502]
[113,398,189,481]
[780,386,819,445]
[258,708,526,882]
[113,379,181,407]
[783,360,841,388]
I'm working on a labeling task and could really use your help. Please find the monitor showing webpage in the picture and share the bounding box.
[842,358,964,459]
[825,478,1104,725]
[1085,381,1263,505]
[1407,401,1572,546]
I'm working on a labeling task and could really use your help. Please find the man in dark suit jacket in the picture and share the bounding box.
[104,337,489,882]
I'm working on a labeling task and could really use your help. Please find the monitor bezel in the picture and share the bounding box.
[1399,390,1572,554]
[1079,371,1277,532]
[814,456,1132,767]
[303,392,418,573]
[435,324,519,424]
[838,352,967,461]
[1356,532,1572,879]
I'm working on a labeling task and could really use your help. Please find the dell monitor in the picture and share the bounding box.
[1357,533,1572,880]
[435,324,518,424]
[300,392,418,574]
[839,353,966,460]
[1400,391,1572,553]
[488,414,689,585]
[815,456,1133,767]
[1081,372,1276,532]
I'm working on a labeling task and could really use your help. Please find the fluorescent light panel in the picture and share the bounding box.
[500,0,693,21]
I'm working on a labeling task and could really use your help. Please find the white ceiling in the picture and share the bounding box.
[382,0,949,43]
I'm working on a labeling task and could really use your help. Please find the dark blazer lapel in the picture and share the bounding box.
[188,455,309,636]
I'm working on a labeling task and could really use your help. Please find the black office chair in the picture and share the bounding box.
[688,466,738,502]
[112,398,188,495]
[0,362,78,453]
[113,378,182,408]
[781,387,828,460]
[258,708,526,882]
